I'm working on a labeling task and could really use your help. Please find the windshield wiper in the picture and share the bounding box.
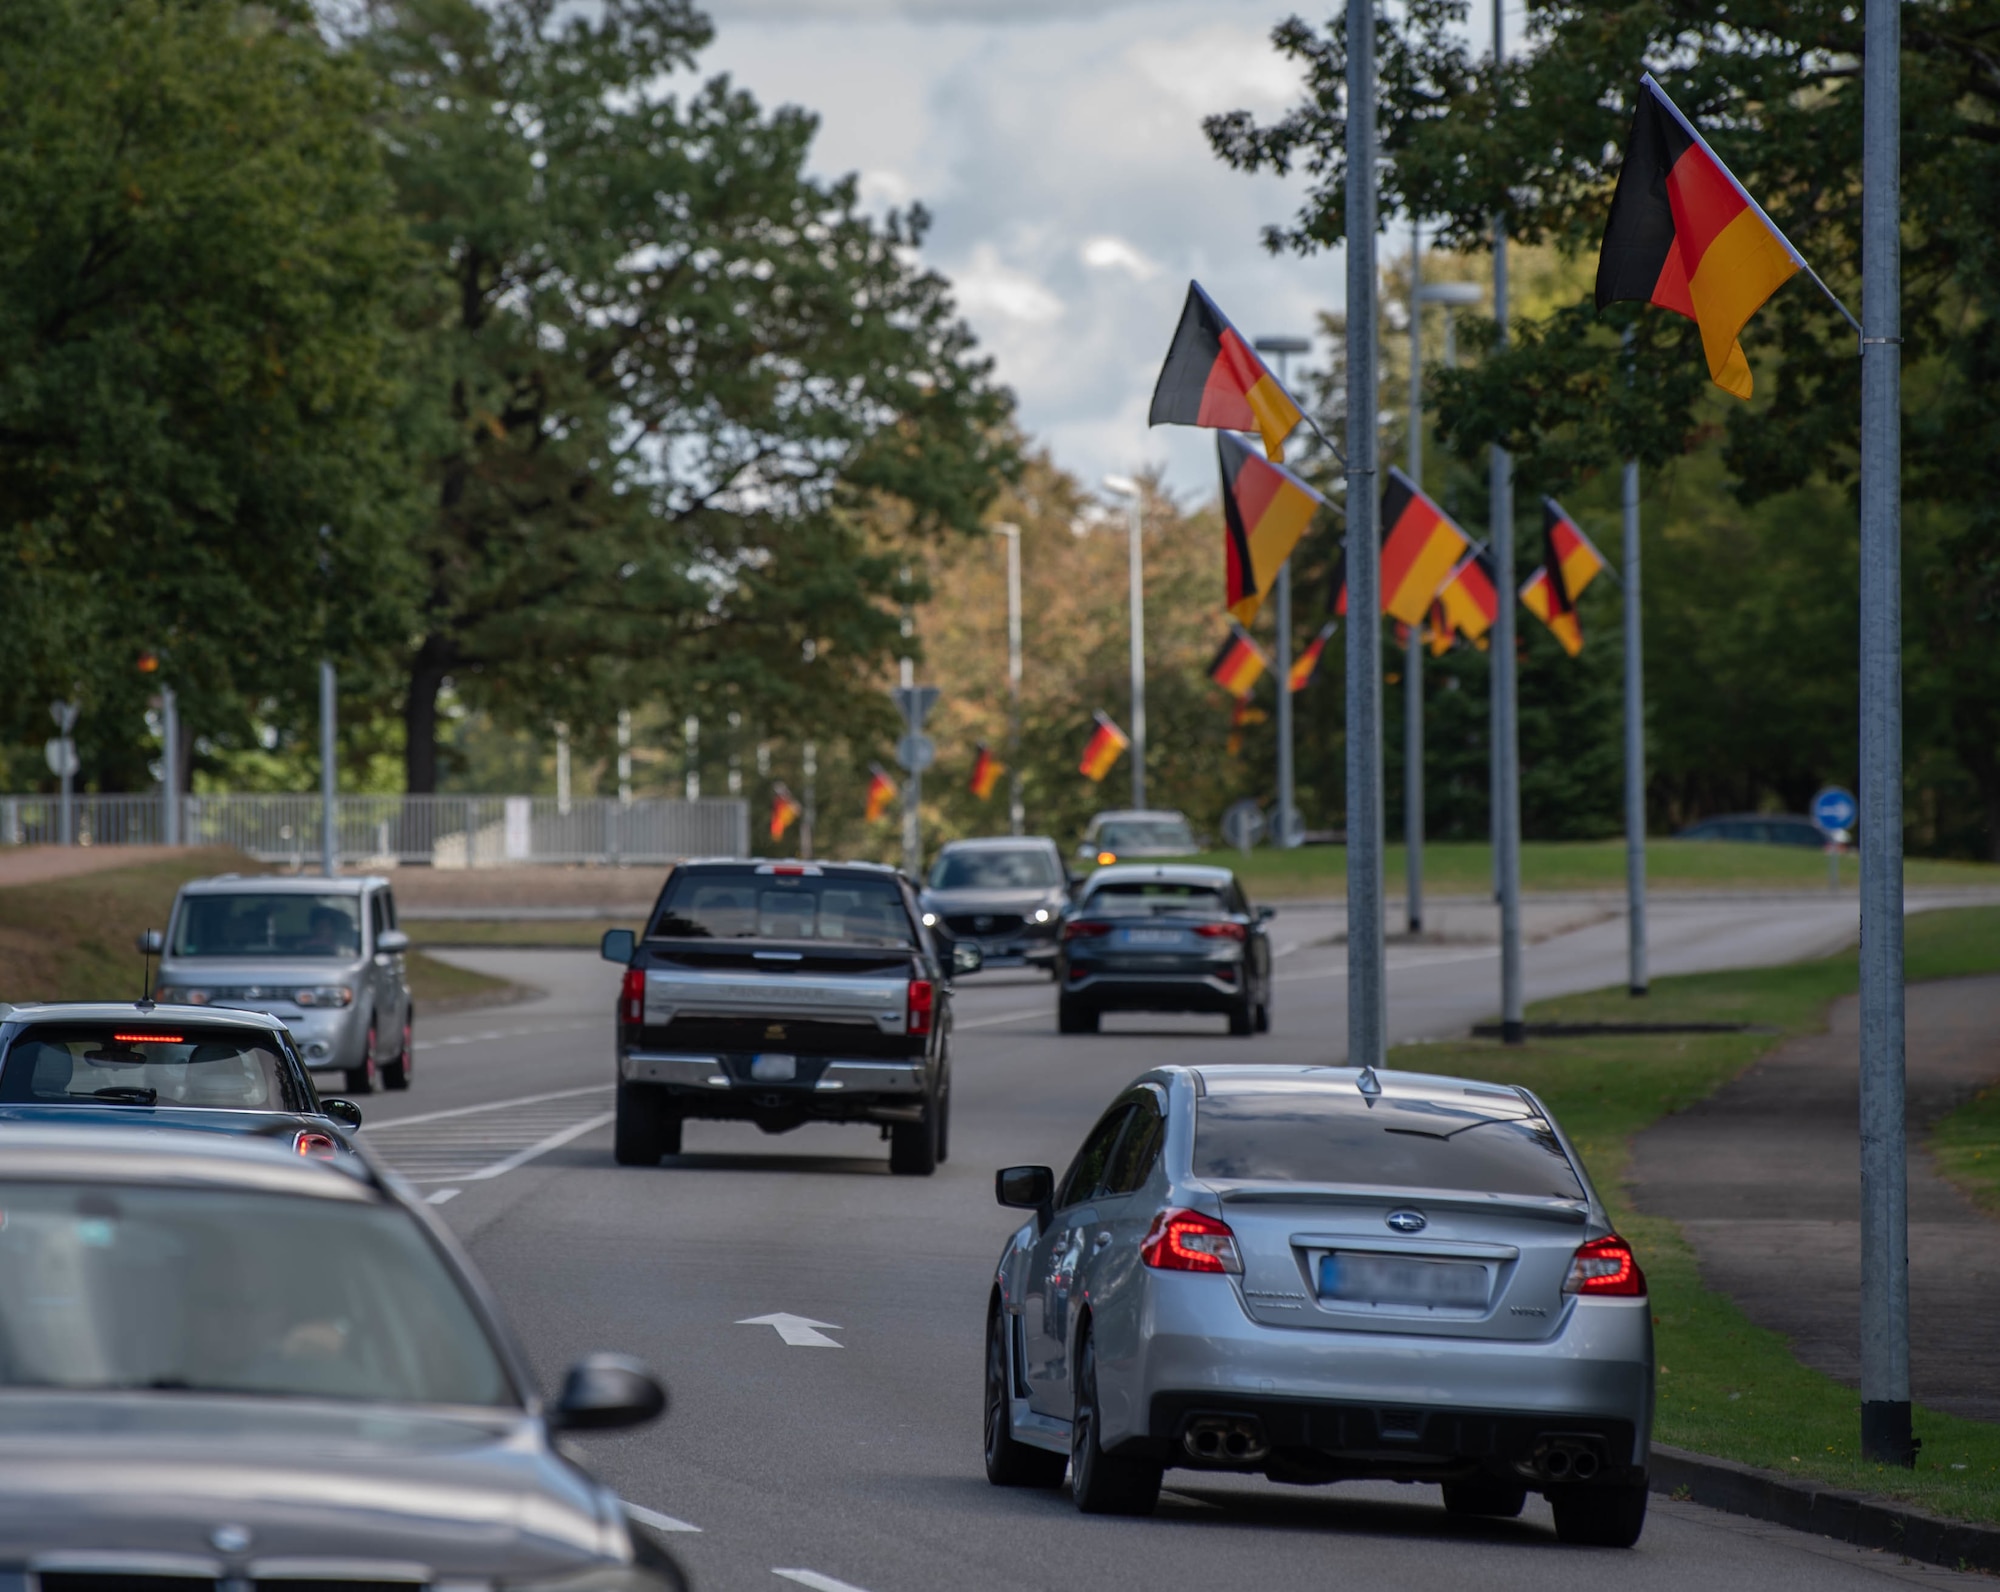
[90,1087,158,1105]
[1384,1116,1536,1142]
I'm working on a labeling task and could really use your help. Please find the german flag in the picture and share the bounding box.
[769,783,803,841]
[1425,599,1454,657]
[1220,433,1325,626]
[1289,620,1335,693]
[864,766,897,823]
[1078,713,1129,783]
[1150,282,1304,461]
[1520,500,1609,658]
[969,744,1003,801]
[1226,696,1268,757]
[1207,623,1269,700]
[1379,467,1471,625]
[1596,75,1804,401]
[1435,547,1499,644]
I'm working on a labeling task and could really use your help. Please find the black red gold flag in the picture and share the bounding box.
[1520,499,1610,658]
[1226,695,1269,757]
[769,783,802,841]
[1379,467,1472,624]
[1289,620,1336,693]
[1218,432,1326,626]
[1078,713,1130,782]
[1150,282,1304,461]
[1435,547,1499,645]
[864,766,897,823]
[1596,74,1805,401]
[1207,624,1269,700]
[969,744,1003,801]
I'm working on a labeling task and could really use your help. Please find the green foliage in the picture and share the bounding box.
[0,0,424,792]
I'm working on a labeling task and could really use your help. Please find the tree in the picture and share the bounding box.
[354,0,1015,791]
[0,0,422,791]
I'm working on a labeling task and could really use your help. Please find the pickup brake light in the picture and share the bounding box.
[907,978,935,1037]
[621,967,645,1025]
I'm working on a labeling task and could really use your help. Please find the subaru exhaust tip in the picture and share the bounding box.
[1181,1415,1269,1465]
[1570,1449,1600,1481]
[1543,1447,1572,1480]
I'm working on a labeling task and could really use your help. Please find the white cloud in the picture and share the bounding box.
[951,243,1065,326]
[1080,235,1159,281]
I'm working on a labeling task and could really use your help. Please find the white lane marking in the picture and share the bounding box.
[425,1188,461,1205]
[774,1572,873,1592]
[361,1083,613,1131]
[437,1111,614,1183]
[412,1019,596,1053]
[737,1312,843,1348]
[1273,946,1498,985]
[623,1500,701,1534]
[954,1007,1047,1031]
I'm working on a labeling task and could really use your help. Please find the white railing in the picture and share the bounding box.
[0,794,748,867]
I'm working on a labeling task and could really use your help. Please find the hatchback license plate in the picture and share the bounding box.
[1318,1253,1488,1308]
[1124,928,1180,946]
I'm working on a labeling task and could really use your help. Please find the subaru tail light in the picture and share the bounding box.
[621,968,646,1025]
[1062,920,1112,941]
[293,1131,338,1160]
[1194,922,1248,940]
[907,978,935,1037]
[1564,1234,1646,1297]
[1140,1208,1242,1274]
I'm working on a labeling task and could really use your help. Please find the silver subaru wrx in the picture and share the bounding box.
[983,1064,1655,1546]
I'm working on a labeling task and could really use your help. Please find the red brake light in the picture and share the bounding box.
[620,968,646,1025]
[907,978,935,1037]
[770,864,806,876]
[113,1032,182,1043]
[1140,1208,1242,1274]
[1194,922,1247,940]
[293,1130,338,1160]
[1564,1234,1646,1297]
[1062,920,1112,941]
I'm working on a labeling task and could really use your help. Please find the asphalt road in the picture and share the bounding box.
[357,894,1995,1592]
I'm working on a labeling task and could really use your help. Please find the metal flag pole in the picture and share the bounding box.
[319,660,337,879]
[1405,219,1425,936]
[160,684,180,847]
[992,523,1026,837]
[1344,0,1385,1065]
[1490,0,1524,1045]
[1858,0,1911,1468]
[1253,337,1312,852]
[1623,450,1648,996]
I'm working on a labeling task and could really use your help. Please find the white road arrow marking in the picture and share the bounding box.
[774,1572,873,1592]
[737,1312,844,1348]
[623,1500,701,1534]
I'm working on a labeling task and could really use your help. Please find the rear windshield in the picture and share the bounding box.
[1084,881,1228,917]
[0,1024,305,1112]
[1096,819,1194,852]
[651,869,914,946]
[1194,1087,1584,1200]
[929,848,1060,890]
[173,894,360,960]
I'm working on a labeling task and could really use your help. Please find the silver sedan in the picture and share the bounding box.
[982,1064,1654,1546]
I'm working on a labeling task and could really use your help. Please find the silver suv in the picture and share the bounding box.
[154,875,413,1096]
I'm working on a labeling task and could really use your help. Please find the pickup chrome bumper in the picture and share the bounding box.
[621,1051,927,1095]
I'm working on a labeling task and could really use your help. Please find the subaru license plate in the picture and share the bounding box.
[1318,1253,1488,1308]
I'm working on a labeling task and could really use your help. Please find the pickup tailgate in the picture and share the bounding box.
[639,944,915,1042]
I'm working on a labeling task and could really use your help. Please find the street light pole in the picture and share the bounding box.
[992,523,1025,835]
[1253,336,1312,852]
[1102,477,1147,810]
[319,660,337,879]
[160,685,180,847]
[1405,222,1425,936]
[1491,0,1525,1045]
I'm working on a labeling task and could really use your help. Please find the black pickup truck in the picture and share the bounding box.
[601,859,980,1176]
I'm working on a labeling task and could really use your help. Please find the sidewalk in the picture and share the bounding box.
[1630,975,2000,1422]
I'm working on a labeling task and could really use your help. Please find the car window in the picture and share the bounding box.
[1082,881,1227,917]
[0,1024,302,1112]
[1097,819,1194,852]
[381,889,398,928]
[1193,1085,1584,1200]
[370,893,389,945]
[650,869,915,946]
[928,848,1060,890]
[172,895,361,960]
[1056,1105,1134,1209]
[0,1182,514,1407]
[1102,1091,1167,1196]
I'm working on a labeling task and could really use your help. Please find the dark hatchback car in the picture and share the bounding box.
[920,836,1072,976]
[0,1123,681,1587]
[0,1001,365,1158]
[1056,864,1273,1036]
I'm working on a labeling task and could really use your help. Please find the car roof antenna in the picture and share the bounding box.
[136,931,158,1012]
[1355,1065,1382,1099]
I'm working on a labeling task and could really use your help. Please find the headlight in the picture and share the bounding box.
[1033,908,1050,923]
[294,985,354,1009]
[922,912,938,927]
[156,987,209,1005]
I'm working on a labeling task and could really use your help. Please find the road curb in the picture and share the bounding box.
[1649,1444,2000,1572]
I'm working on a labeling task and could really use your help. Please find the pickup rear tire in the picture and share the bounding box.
[889,1096,939,1177]
[614,1081,680,1166]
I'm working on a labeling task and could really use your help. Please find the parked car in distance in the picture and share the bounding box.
[920,836,1072,978]
[1675,813,1831,849]
[0,1000,364,1159]
[1056,864,1273,1036]
[153,873,414,1095]
[1075,809,1199,867]
[983,1065,1652,1548]
[602,859,980,1175]
[0,1122,681,1586]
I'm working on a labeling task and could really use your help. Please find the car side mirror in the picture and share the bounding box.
[600,928,636,964]
[136,929,164,956]
[1074,842,1094,861]
[321,1098,363,1129]
[952,941,984,976]
[1255,905,1276,923]
[376,929,411,955]
[996,1165,1054,1226]
[550,1352,667,1432]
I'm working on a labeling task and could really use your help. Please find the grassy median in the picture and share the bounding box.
[1398,904,2000,1524]
[1182,839,2000,901]
[0,850,512,1010]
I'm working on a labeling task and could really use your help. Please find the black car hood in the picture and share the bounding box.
[0,1394,631,1574]
[921,888,1060,913]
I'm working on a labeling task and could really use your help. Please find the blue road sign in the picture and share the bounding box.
[1811,785,1858,837]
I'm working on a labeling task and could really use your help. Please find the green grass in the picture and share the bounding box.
[1393,902,2000,1525]
[1169,839,2000,900]
[405,917,634,949]
[405,948,516,1008]
[1933,1089,2000,1219]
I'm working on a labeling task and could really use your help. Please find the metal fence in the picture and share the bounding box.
[0,794,748,867]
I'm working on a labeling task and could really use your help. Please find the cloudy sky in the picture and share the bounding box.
[696,0,1339,506]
